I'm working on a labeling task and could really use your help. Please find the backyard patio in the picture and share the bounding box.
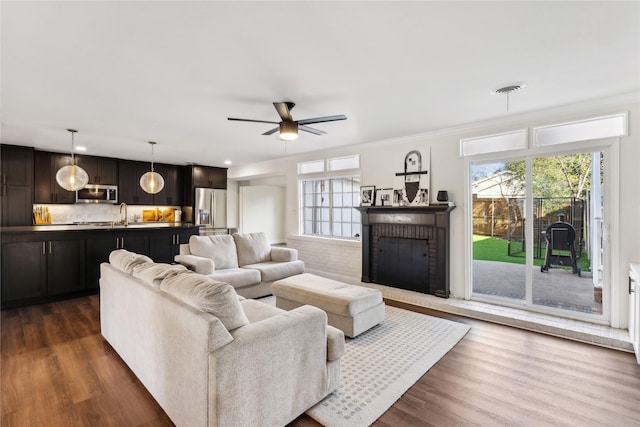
[473,260,602,314]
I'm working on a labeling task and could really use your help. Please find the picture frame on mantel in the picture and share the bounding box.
[376,188,393,207]
[360,186,376,206]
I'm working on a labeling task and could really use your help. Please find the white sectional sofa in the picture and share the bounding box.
[175,232,305,298]
[100,249,344,427]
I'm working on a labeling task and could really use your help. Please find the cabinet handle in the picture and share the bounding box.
[42,241,46,254]
[48,241,52,254]
[121,237,124,248]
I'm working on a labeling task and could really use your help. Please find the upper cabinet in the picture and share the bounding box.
[76,155,118,185]
[184,165,227,206]
[1,145,34,226]
[118,160,154,205]
[189,165,227,189]
[34,151,76,204]
[153,163,183,206]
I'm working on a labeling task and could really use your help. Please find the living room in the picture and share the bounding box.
[2,1,640,426]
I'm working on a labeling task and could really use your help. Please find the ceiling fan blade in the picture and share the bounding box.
[299,125,327,136]
[228,117,279,124]
[262,127,280,136]
[273,102,293,121]
[297,115,347,125]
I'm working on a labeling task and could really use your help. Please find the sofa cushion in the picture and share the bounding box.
[109,249,154,274]
[240,298,287,323]
[132,262,188,288]
[242,260,305,283]
[160,272,249,331]
[233,232,271,266]
[211,268,261,288]
[189,235,239,269]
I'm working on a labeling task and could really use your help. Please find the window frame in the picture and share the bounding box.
[298,156,361,240]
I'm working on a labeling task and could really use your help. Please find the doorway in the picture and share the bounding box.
[470,150,607,320]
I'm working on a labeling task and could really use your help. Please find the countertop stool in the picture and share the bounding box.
[272,273,385,338]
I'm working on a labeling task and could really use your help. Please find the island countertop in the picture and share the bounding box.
[1,222,201,233]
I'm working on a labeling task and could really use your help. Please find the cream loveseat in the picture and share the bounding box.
[175,232,304,298]
[100,250,344,427]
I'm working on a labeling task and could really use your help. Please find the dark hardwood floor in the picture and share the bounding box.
[2,295,639,426]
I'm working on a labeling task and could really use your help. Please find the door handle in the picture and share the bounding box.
[631,277,636,294]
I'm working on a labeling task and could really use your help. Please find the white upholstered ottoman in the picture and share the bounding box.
[272,273,385,338]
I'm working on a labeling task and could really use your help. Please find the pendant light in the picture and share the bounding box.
[140,141,164,194]
[56,129,89,191]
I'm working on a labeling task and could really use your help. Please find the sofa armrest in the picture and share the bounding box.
[174,254,215,275]
[210,305,335,426]
[326,324,345,361]
[271,246,298,262]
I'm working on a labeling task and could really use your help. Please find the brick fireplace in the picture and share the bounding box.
[357,205,455,297]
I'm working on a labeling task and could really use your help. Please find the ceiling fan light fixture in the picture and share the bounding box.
[140,141,165,194]
[279,121,298,141]
[56,129,89,192]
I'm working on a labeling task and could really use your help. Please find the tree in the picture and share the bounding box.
[504,153,595,199]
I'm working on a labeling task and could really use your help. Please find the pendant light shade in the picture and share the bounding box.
[140,141,164,194]
[56,129,89,191]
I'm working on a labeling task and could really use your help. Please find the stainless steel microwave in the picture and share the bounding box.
[76,184,118,204]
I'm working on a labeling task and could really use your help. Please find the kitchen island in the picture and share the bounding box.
[1,223,201,309]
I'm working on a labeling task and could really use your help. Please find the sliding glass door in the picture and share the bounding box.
[470,150,607,320]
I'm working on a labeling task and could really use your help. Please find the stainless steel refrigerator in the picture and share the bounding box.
[194,188,227,234]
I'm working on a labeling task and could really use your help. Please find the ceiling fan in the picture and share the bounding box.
[227,102,346,141]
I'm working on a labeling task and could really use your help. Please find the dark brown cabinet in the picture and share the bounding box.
[2,225,199,308]
[1,236,86,307]
[85,231,149,290]
[1,145,34,226]
[76,155,118,185]
[117,160,154,205]
[189,165,227,189]
[184,165,227,206]
[148,227,197,263]
[34,151,77,204]
[153,163,183,206]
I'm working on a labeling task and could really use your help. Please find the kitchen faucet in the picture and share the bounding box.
[119,202,128,226]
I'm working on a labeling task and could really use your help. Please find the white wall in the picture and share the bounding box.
[229,93,640,328]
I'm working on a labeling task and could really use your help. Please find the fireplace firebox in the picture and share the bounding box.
[357,205,455,298]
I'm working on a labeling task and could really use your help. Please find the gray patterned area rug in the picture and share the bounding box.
[260,297,470,427]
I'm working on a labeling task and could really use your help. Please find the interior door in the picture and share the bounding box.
[630,264,640,364]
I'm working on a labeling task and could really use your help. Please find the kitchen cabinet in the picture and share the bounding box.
[153,163,183,206]
[1,145,34,226]
[184,165,227,206]
[76,155,118,185]
[189,165,227,189]
[86,231,149,290]
[148,227,197,263]
[34,151,77,204]
[118,160,154,205]
[1,236,86,307]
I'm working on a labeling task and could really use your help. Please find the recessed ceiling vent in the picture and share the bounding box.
[492,83,526,112]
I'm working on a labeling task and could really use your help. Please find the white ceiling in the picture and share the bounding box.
[2,1,639,168]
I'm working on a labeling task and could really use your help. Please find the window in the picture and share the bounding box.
[460,129,528,157]
[299,155,361,239]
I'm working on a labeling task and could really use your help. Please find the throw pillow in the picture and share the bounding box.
[160,272,249,331]
[132,262,188,288]
[109,249,154,274]
[233,232,271,266]
[189,235,239,269]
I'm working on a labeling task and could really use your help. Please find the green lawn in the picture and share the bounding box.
[473,235,591,271]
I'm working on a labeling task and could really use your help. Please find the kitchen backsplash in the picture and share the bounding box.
[33,204,181,225]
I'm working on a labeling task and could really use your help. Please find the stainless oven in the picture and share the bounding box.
[76,184,118,204]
